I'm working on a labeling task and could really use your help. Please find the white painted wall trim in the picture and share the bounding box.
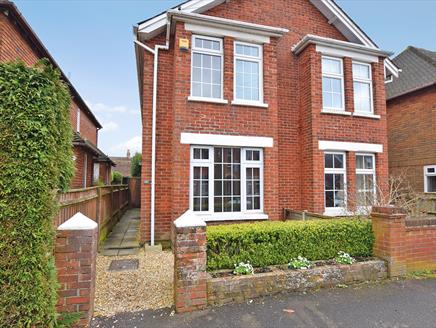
[181,133,274,148]
[316,44,379,63]
[319,140,383,153]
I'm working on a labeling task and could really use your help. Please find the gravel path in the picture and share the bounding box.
[94,249,174,317]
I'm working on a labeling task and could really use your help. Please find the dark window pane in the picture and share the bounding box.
[356,174,364,190]
[357,191,365,206]
[201,148,209,160]
[201,181,208,196]
[201,197,208,211]
[428,176,436,192]
[246,168,252,179]
[246,150,252,161]
[334,154,344,168]
[224,164,232,179]
[214,197,223,212]
[233,148,241,163]
[193,198,200,211]
[252,168,260,179]
[193,181,200,196]
[214,164,222,179]
[253,151,260,161]
[334,174,344,190]
[325,191,334,207]
[233,164,240,179]
[201,167,209,179]
[364,156,373,169]
[246,196,253,210]
[214,181,222,196]
[366,175,374,189]
[325,154,333,168]
[254,181,260,195]
[253,196,260,210]
[194,167,200,179]
[325,173,333,190]
[223,181,232,195]
[214,148,222,163]
[335,191,345,207]
[233,181,240,195]
[233,197,241,211]
[356,155,364,169]
[223,197,232,212]
[223,148,232,163]
[194,148,201,159]
[247,181,253,195]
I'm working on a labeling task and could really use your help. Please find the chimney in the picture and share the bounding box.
[127,149,131,158]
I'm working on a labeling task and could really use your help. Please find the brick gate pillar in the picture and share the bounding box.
[172,211,207,313]
[55,212,98,327]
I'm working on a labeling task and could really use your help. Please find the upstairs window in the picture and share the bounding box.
[234,42,263,103]
[191,35,223,100]
[356,154,376,207]
[424,165,436,192]
[353,62,373,114]
[322,57,344,111]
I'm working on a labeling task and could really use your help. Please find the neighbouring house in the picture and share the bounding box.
[0,0,114,188]
[386,46,436,193]
[110,150,132,177]
[134,0,400,244]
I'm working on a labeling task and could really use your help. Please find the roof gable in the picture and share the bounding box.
[386,46,436,100]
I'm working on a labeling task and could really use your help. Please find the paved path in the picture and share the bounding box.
[102,208,140,256]
[91,278,436,328]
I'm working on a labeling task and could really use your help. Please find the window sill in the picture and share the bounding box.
[231,100,269,108]
[197,212,269,222]
[188,96,228,105]
[321,109,351,116]
[323,208,349,216]
[352,112,381,119]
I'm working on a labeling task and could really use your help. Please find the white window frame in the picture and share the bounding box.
[424,165,436,193]
[324,151,347,216]
[76,108,80,132]
[83,153,88,188]
[233,41,264,106]
[189,146,264,217]
[322,56,345,113]
[355,153,376,209]
[93,162,100,183]
[190,35,224,102]
[352,61,374,114]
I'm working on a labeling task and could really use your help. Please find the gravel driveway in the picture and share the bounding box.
[94,249,173,317]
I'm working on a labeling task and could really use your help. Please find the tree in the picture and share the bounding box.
[0,60,74,326]
[130,152,142,177]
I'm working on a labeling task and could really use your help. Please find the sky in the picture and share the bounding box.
[13,0,436,156]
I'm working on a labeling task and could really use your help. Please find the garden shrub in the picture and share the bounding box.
[207,219,374,271]
[111,171,123,184]
[0,60,74,327]
[130,152,142,177]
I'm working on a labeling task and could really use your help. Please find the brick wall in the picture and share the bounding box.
[387,86,436,192]
[55,214,98,327]
[372,206,436,277]
[140,0,389,242]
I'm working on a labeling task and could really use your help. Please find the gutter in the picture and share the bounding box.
[134,17,171,247]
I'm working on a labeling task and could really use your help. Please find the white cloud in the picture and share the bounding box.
[109,135,142,156]
[101,121,119,132]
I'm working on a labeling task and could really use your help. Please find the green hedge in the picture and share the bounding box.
[0,60,74,327]
[207,219,374,271]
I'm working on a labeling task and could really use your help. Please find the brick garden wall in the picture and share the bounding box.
[139,0,390,243]
[387,86,436,192]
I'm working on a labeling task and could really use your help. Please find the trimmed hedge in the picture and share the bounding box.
[207,219,374,271]
[0,61,74,327]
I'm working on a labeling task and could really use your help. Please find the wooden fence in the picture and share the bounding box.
[127,177,141,208]
[54,185,129,242]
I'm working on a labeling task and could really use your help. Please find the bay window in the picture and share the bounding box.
[190,146,263,214]
[353,62,373,114]
[322,57,344,111]
[234,42,263,104]
[324,152,346,214]
[191,35,223,100]
[356,154,376,207]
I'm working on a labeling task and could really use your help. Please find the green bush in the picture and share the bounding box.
[111,171,123,184]
[130,152,142,177]
[207,219,374,271]
[0,60,74,327]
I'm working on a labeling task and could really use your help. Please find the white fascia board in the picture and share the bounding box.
[316,44,379,63]
[319,140,383,153]
[181,133,274,148]
[185,23,271,44]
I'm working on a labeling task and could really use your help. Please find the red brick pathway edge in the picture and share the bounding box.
[55,212,98,327]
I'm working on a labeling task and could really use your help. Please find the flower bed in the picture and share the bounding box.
[207,259,387,306]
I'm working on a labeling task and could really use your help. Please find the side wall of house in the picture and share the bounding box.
[387,86,436,192]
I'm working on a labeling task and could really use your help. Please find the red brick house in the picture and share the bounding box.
[134,0,400,244]
[0,0,114,188]
[386,46,436,193]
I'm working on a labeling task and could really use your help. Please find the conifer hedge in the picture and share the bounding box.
[0,60,74,327]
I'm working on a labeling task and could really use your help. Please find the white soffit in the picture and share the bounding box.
[181,133,274,148]
[319,140,383,153]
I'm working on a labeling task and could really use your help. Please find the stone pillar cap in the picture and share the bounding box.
[174,210,206,228]
[57,212,98,230]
